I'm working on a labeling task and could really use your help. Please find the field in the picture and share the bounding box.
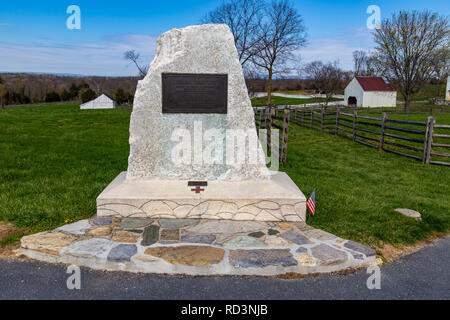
[0,103,449,251]
[251,96,342,107]
[396,84,447,102]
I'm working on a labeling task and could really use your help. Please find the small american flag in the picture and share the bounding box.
[307,189,316,216]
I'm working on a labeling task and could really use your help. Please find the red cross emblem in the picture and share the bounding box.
[191,186,205,194]
[188,181,207,194]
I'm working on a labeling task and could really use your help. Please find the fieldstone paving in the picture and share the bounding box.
[145,246,225,266]
[159,219,198,229]
[223,235,266,247]
[310,244,348,266]
[344,240,377,257]
[120,218,152,229]
[56,220,92,235]
[18,218,377,276]
[280,231,312,245]
[107,244,137,262]
[141,225,160,246]
[229,249,298,268]
[181,235,215,244]
[62,238,116,258]
[91,217,113,226]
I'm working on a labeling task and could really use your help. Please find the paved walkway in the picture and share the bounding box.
[1,236,448,299]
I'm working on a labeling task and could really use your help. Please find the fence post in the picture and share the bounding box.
[259,108,263,129]
[321,107,325,131]
[352,110,357,141]
[280,109,290,164]
[379,112,388,150]
[335,109,339,136]
[265,106,271,149]
[294,108,298,125]
[310,107,314,129]
[424,116,435,164]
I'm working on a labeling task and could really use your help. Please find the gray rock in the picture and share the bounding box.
[62,238,115,258]
[107,244,137,262]
[229,249,298,268]
[223,236,266,248]
[57,220,92,235]
[159,219,198,230]
[91,217,113,226]
[280,231,312,245]
[187,221,265,234]
[344,240,376,257]
[141,225,160,246]
[395,208,422,220]
[296,247,308,254]
[248,231,265,238]
[181,235,216,244]
[351,252,364,260]
[311,244,348,265]
[120,218,152,229]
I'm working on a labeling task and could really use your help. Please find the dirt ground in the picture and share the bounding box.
[374,233,448,262]
[0,222,25,259]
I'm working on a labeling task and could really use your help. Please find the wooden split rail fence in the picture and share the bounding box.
[254,106,290,164]
[287,106,450,166]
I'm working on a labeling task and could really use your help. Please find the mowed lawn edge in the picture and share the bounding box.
[0,103,449,249]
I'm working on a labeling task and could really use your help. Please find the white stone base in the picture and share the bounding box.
[97,172,306,222]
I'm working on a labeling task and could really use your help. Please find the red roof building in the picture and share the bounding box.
[355,76,396,92]
[344,77,397,108]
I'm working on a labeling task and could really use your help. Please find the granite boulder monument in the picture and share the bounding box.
[97,24,306,222]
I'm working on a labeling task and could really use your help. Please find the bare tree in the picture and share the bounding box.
[431,46,450,97]
[124,50,149,78]
[353,50,368,76]
[243,63,264,98]
[372,10,449,113]
[251,0,307,105]
[203,0,263,66]
[304,60,345,106]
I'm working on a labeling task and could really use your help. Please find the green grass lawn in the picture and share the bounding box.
[251,95,342,107]
[396,84,447,102]
[282,121,449,249]
[0,103,449,250]
[0,103,131,242]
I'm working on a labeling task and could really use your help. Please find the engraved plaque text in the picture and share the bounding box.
[162,73,228,114]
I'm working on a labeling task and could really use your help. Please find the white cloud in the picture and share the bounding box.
[298,28,375,71]
[0,33,157,76]
[0,27,376,76]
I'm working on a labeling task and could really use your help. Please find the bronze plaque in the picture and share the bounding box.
[162,73,228,114]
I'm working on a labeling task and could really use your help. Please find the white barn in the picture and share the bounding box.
[80,94,116,110]
[344,76,397,108]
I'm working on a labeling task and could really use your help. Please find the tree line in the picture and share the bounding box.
[0,74,139,108]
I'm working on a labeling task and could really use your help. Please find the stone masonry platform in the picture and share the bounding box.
[18,218,376,276]
[97,172,307,222]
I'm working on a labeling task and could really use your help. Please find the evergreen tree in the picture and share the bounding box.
[81,89,96,103]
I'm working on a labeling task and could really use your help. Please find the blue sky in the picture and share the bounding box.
[0,0,448,76]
